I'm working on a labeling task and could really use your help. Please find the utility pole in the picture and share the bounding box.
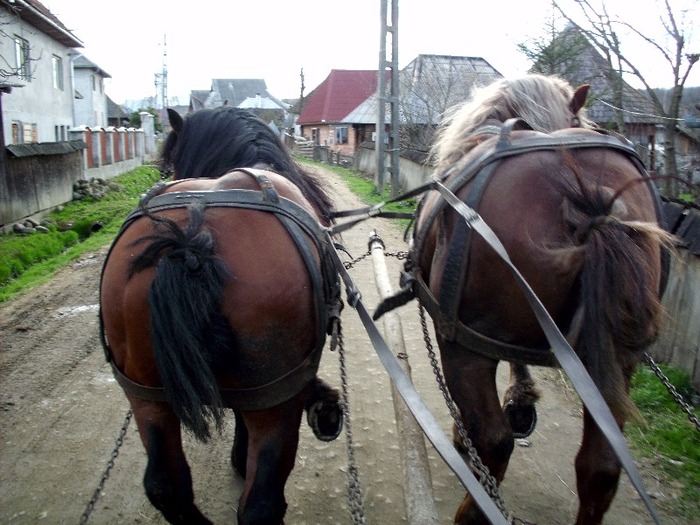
[299,67,306,113]
[376,0,400,196]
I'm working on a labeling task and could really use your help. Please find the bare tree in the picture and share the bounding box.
[553,0,699,192]
[518,8,591,82]
[0,4,38,82]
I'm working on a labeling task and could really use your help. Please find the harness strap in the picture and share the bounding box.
[109,346,324,411]
[438,161,500,337]
[413,269,558,366]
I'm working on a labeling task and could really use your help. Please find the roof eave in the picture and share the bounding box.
[7,0,83,48]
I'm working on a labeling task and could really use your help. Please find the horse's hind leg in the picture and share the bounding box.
[236,397,306,525]
[231,409,248,477]
[439,340,514,525]
[305,376,343,441]
[502,363,541,438]
[574,408,623,525]
[130,398,211,525]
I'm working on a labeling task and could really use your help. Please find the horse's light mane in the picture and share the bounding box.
[431,74,596,169]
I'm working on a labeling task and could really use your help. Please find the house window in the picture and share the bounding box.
[23,123,37,143]
[335,126,349,145]
[52,55,64,90]
[55,125,67,141]
[311,128,320,145]
[92,75,96,91]
[14,36,31,81]
[11,121,21,144]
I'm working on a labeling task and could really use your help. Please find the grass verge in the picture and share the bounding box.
[0,166,161,302]
[627,364,699,518]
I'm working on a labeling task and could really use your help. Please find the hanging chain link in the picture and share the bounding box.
[80,409,133,524]
[336,317,367,524]
[642,352,700,432]
[418,302,510,518]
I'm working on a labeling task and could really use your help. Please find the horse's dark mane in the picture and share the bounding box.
[160,107,335,225]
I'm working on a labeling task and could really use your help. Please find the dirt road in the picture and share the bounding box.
[0,165,685,524]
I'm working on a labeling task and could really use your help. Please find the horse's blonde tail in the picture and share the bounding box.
[564,187,671,421]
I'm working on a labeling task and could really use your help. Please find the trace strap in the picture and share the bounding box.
[433,181,661,525]
[326,233,510,525]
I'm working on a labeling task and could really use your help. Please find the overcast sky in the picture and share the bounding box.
[40,0,700,106]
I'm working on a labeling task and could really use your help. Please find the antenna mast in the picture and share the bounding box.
[154,35,168,112]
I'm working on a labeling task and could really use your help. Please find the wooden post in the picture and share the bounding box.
[369,230,440,525]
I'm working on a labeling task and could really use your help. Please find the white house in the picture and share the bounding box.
[0,0,83,143]
[72,54,111,128]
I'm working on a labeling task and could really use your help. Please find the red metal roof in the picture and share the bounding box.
[297,70,380,125]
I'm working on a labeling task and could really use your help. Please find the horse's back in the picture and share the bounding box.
[421,128,660,349]
[100,171,322,389]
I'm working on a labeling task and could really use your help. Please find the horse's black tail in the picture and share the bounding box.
[562,178,671,421]
[130,202,232,441]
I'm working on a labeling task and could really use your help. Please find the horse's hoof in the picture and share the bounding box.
[306,400,343,441]
[504,400,537,438]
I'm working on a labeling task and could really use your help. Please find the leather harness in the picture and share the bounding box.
[405,120,669,366]
[99,168,340,411]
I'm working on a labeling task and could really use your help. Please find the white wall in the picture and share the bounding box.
[73,66,108,128]
[1,13,74,143]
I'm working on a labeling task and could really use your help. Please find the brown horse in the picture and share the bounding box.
[409,75,671,524]
[100,107,341,524]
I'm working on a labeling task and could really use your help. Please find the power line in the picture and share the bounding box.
[597,99,684,122]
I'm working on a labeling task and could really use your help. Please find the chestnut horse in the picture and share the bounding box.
[100,107,341,524]
[409,75,670,524]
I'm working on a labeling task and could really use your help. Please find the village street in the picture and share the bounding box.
[0,164,684,525]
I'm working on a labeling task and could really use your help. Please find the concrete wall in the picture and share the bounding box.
[355,142,432,192]
[1,149,81,227]
[1,128,145,230]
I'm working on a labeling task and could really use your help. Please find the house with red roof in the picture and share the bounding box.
[297,69,382,156]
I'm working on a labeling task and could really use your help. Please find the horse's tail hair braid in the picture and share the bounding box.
[132,202,231,441]
[565,182,669,421]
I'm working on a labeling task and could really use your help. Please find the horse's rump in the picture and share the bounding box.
[416,128,666,377]
[100,170,336,437]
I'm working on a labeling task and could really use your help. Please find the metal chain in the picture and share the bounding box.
[336,318,367,524]
[418,302,510,518]
[642,352,700,432]
[345,248,516,520]
[342,249,371,270]
[79,409,133,524]
[342,248,409,272]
